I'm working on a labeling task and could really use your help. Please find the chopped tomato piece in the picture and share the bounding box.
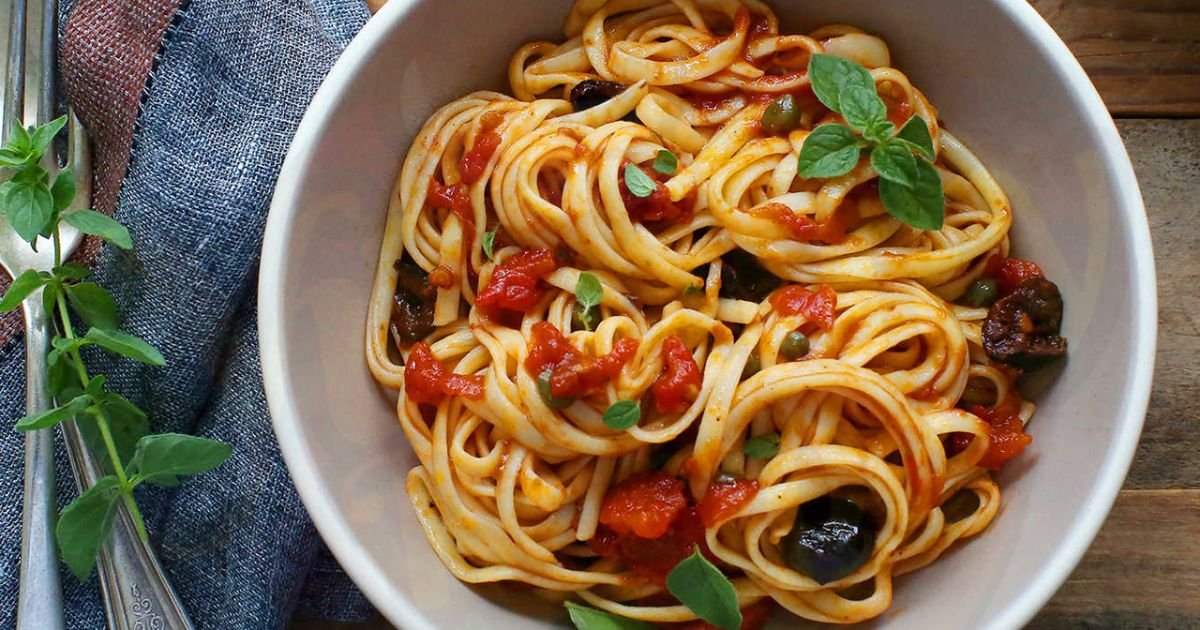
[652,336,702,414]
[671,600,774,630]
[599,472,688,539]
[970,395,1032,470]
[427,180,476,251]
[592,506,711,584]
[459,111,504,184]
[525,321,638,399]
[475,248,559,319]
[983,255,1044,297]
[751,202,857,245]
[404,342,484,405]
[769,284,838,330]
[697,476,759,527]
[619,163,695,224]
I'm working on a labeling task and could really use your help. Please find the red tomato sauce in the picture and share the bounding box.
[598,472,688,538]
[475,248,560,320]
[983,255,1044,297]
[592,472,714,583]
[459,111,504,185]
[652,335,702,414]
[970,395,1032,470]
[769,284,838,330]
[427,179,477,252]
[751,202,857,245]
[697,476,759,527]
[883,93,914,127]
[620,164,695,225]
[403,342,484,405]
[525,321,638,399]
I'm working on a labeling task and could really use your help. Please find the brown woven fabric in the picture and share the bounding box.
[61,0,183,215]
[0,0,180,345]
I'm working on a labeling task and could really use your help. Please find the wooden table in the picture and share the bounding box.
[298,2,1199,628]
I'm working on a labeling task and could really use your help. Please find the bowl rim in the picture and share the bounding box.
[258,1,1157,628]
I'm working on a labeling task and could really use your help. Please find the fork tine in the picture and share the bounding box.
[32,0,54,128]
[2,0,26,143]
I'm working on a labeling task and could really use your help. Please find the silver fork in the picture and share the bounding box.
[2,2,195,629]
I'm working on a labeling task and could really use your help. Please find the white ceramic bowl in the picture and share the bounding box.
[259,1,1156,628]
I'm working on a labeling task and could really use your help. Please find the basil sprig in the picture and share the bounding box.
[565,546,744,630]
[797,53,945,231]
[0,117,233,580]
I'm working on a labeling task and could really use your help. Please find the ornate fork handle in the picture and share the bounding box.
[61,402,195,630]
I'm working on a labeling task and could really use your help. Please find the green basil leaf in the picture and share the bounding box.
[65,282,118,331]
[862,120,895,145]
[15,393,92,431]
[50,171,75,212]
[896,115,936,160]
[808,53,876,116]
[797,124,861,179]
[838,85,887,134]
[41,279,60,320]
[100,393,151,465]
[55,475,120,581]
[54,262,91,280]
[0,269,47,312]
[8,122,32,155]
[83,374,107,398]
[878,158,945,231]
[85,328,166,366]
[743,432,780,459]
[623,164,657,198]
[652,149,678,175]
[602,400,641,431]
[870,140,920,188]
[128,433,232,485]
[5,178,54,243]
[482,227,498,261]
[683,283,702,296]
[29,116,68,157]
[62,210,133,250]
[575,272,603,331]
[47,348,81,397]
[565,601,653,630]
[0,147,30,166]
[666,547,742,630]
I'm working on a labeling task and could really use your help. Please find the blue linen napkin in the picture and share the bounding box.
[0,0,377,627]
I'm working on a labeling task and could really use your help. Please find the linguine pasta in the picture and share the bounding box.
[365,0,1062,625]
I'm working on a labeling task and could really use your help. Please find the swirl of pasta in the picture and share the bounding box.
[367,1,1054,625]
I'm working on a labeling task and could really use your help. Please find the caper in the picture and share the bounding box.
[780,330,810,360]
[537,369,574,409]
[782,496,876,584]
[741,351,762,380]
[760,94,801,135]
[962,277,999,307]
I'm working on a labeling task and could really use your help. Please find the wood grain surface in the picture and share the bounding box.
[1033,0,1200,117]
[296,3,1200,629]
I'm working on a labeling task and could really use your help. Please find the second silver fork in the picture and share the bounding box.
[4,1,196,629]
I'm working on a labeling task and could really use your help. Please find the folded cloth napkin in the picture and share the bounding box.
[0,0,377,627]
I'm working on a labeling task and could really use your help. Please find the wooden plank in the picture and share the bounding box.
[1032,0,1200,117]
[1115,120,1200,490]
[1031,489,1200,628]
